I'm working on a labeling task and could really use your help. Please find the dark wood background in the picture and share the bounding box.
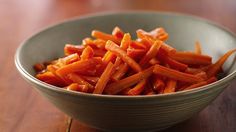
[1,0,236,131]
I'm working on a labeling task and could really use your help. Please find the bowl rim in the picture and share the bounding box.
[15,11,236,99]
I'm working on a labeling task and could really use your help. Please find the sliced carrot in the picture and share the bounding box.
[112,26,124,40]
[105,40,142,72]
[92,30,120,44]
[195,41,202,54]
[127,48,146,60]
[66,83,88,93]
[34,63,45,72]
[136,28,168,41]
[163,79,177,93]
[143,80,156,95]
[195,71,207,80]
[36,71,66,87]
[152,75,165,93]
[130,41,147,49]
[207,49,236,77]
[81,76,99,85]
[185,67,204,74]
[56,57,102,77]
[93,62,114,94]
[62,53,79,64]
[80,46,94,60]
[169,51,212,65]
[127,79,146,95]
[104,66,154,95]
[67,73,94,92]
[82,38,106,49]
[93,49,107,57]
[139,40,162,67]
[111,63,129,81]
[102,51,117,64]
[64,44,84,56]
[120,33,131,50]
[153,64,202,83]
[184,76,218,90]
[149,58,160,65]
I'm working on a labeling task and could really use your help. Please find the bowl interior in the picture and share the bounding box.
[17,12,236,86]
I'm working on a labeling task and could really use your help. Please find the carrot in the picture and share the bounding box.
[130,41,147,49]
[102,51,117,64]
[127,79,146,95]
[80,46,94,60]
[139,40,162,67]
[92,30,120,44]
[64,44,84,56]
[163,79,177,93]
[56,57,102,77]
[112,26,124,40]
[153,64,202,83]
[67,73,94,92]
[195,71,207,80]
[195,41,202,54]
[169,51,212,65]
[185,67,204,74]
[36,71,66,87]
[104,66,154,95]
[62,53,79,64]
[207,49,236,77]
[81,76,99,85]
[82,38,106,49]
[34,63,45,72]
[136,28,168,41]
[111,63,129,81]
[127,48,146,60]
[93,49,107,57]
[66,83,88,92]
[149,58,160,65]
[184,76,218,90]
[93,62,114,94]
[152,75,165,93]
[105,40,142,72]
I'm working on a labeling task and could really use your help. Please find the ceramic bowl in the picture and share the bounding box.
[15,12,236,131]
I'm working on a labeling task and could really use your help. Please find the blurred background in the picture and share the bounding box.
[1,0,236,132]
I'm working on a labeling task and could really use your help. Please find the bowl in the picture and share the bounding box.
[15,12,236,131]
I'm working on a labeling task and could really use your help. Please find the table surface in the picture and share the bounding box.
[1,0,236,131]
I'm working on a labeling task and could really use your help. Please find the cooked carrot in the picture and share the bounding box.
[127,48,146,60]
[62,53,79,64]
[36,71,66,87]
[92,30,120,44]
[112,26,124,40]
[207,49,236,77]
[64,44,84,56]
[195,41,202,54]
[169,51,212,65]
[163,79,177,93]
[195,71,207,80]
[34,63,45,72]
[139,40,162,67]
[184,76,218,90]
[81,76,99,85]
[206,76,218,83]
[66,83,88,92]
[93,49,107,57]
[102,51,117,64]
[149,58,160,65]
[93,62,114,94]
[82,38,106,49]
[104,66,154,95]
[127,79,146,95]
[185,67,204,74]
[111,63,129,81]
[67,73,94,92]
[153,64,202,83]
[56,57,102,77]
[152,75,165,93]
[105,40,142,72]
[136,28,168,41]
[130,41,147,49]
[80,46,94,60]
[143,80,156,95]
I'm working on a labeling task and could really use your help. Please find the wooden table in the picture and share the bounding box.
[1,0,236,131]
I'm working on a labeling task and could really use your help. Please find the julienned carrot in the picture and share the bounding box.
[36,71,66,87]
[149,58,160,65]
[127,48,146,60]
[93,49,106,57]
[56,57,102,77]
[62,53,79,64]
[130,41,147,49]
[195,71,207,80]
[80,46,94,60]
[139,40,162,67]
[195,41,202,54]
[105,40,142,72]
[127,79,146,95]
[143,80,156,95]
[163,79,177,93]
[111,63,129,81]
[66,83,88,92]
[64,44,84,56]
[207,49,236,77]
[34,63,45,72]
[112,26,124,40]
[93,62,114,94]
[81,76,99,85]
[136,28,168,41]
[184,77,217,90]
[102,51,117,64]
[67,73,94,92]
[169,51,212,65]
[185,67,204,74]
[152,75,165,93]
[92,30,120,44]
[47,65,71,85]
[153,65,202,83]
[104,66,154,95]
[82,38,106,50]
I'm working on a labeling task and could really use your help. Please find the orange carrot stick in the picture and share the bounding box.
[185,67,204,74]
[81,76,99,85]
[67,73,94,91]
[184,76,218,90]
[111,63,129,81]
[93,62,114,94]
[36,71,66,87]
[163,79,177,93]
[80,46,94,60]
[195,41,202,54]
[207,49,236,77]
[153,64,202,83]
[112,26,124,40]
[104,66,154,95]
[33,63,45,72]
[127,79,146,95]
[62,53,79,64]
[66,83,88,93]
[139,40,162,67]
[149,58,160,65]
[64,44,84,56]
[127,48,146,60]
[105,40,142,72]
[152,75,165,93]
[102,51,117,64]
[169,51,212,65]
[82,38,106,49]
[92,30,120,44]
[130,41,147,49]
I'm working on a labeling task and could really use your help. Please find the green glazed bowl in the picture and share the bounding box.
[15,12,236,131]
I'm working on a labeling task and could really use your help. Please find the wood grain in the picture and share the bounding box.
[0,0,236,131]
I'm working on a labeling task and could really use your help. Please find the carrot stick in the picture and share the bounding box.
[102,51,117,64]
[136,28,168,41]
[111,63,129,81]
[169,51,212,65]
[62,53,79,64]
[184,76,218,90]
[207,49,236,77]
[66,83,88,93]
[93,49,106,57]
[185,67,204,74]
[105,40,142,72]
[153,64,202,83]
[163,79,177,93]
[33,63,45,72]
[64,44,84,56]
[127,79,146,95]
[56,57,102,77]
[139,40,162,67]
[81,76,99,85]
[92,30,120,44]
[195,41,202,54]
[112,26,124,40]
[82,38,106,49]
[195,71,207,80]
[149,58,160,65]
[36,71,66,87]
[104,66,154,95]
[93,62,114,94]
[127,48,146,60]
[152,75,165,93]
[67,73,94,91]
[130,41,147,49]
